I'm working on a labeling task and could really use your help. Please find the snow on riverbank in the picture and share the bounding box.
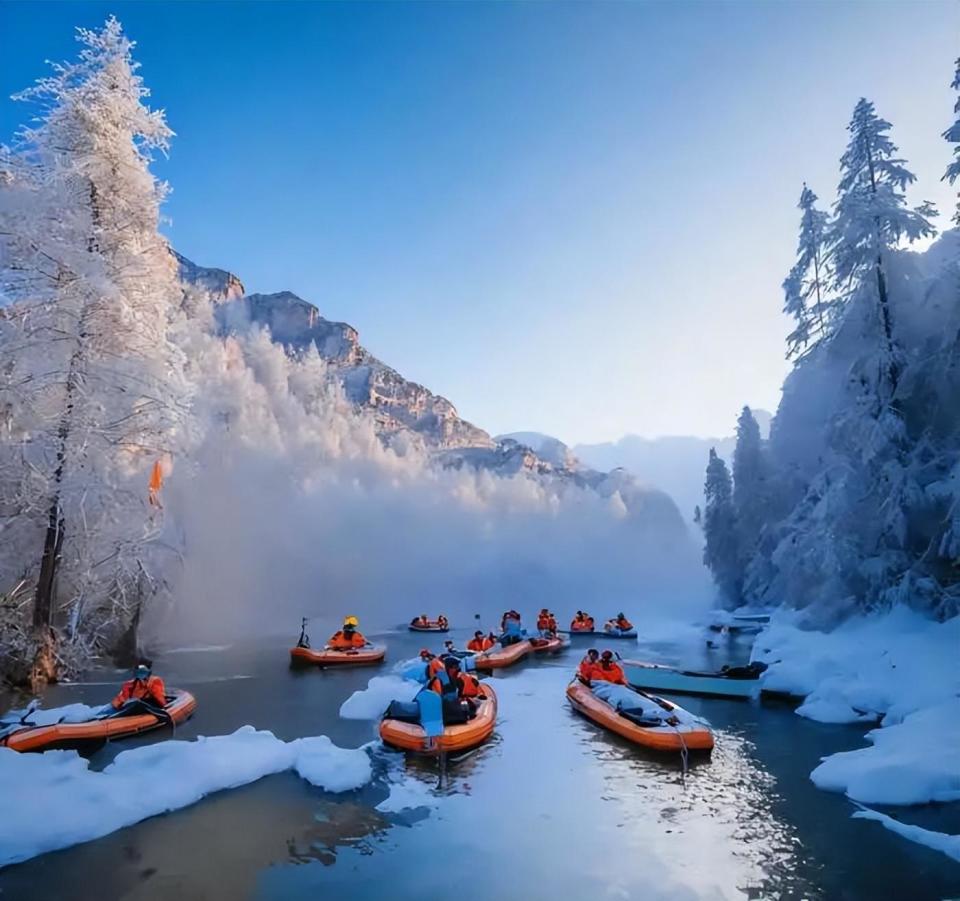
[753,607,960,860]
[0,726,371,868]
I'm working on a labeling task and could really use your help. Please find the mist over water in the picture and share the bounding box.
[153,325,711,644]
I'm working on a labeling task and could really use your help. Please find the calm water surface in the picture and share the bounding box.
[1,625,958,900]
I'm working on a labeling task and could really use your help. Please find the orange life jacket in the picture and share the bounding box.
[593,661,627,685]
[537,614,552,630]
[467,637,486,652]
[616,617,633,630]
[112,674,166,709]
[329,630,366,649]
[578,658,599,681]
[457,672,481,698]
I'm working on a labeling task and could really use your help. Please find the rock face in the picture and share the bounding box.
[174,251,245,302]
[212,288,493,451]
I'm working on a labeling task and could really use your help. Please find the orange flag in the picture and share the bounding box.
[148,459,164,508]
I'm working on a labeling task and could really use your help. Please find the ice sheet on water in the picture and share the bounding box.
[852,807,960,863]
[293,735,373,790]
[0,725,372,868]
[339,675,421,720]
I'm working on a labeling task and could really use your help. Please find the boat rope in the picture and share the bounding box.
[674,724,689,784]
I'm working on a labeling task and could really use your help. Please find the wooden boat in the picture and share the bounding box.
[473,639,532,670]
[379,685,498,754]
[566,680,713,752]
[290,644,386,667]
[408,621,449,633]
[622,660,762,700]
[0,689,197,753]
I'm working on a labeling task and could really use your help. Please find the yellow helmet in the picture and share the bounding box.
[343,616,359,627]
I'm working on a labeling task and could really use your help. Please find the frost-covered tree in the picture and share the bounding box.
[783,185,833,356]
[828,99,936,394]
[0,18,188,681]
[732,406,769,564]
[702,448,740,608]
[942,57,960,225]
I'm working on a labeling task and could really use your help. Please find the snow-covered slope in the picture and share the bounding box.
[212,287,493,451]
[496,431,579,469]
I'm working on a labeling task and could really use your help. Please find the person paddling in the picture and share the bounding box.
[111,658,166,710]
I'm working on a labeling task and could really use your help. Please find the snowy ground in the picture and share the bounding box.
[753,607,960,861]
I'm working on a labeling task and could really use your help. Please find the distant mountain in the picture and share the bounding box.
[574,412,771,522]
[174,253,695,541]
[495,431,578,468]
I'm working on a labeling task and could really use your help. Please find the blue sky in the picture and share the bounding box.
[1,1,956,444]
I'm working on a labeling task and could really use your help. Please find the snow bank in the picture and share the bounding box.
[339,675,421,720]
[0,726,372,868]
[852,808,960,863]
[755,607,959,724]
[755,608,960,807]
[811,699,960,805]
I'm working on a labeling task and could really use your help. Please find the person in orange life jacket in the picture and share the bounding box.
[328,618,366,649]
[593,650,627,685]
[112,659,166,709]
[427,657,460,698]
[437,615,449,629]
[572,611,594,631]
[466,631,489,652]
[536,608,552,630]
[419,648,445,681]
[614,613,633,631]
[578,649,600,683]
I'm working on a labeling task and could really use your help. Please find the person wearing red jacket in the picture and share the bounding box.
[111,659,166,709]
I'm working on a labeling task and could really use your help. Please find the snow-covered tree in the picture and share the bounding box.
[783,184,834,357]
[732,406,769,564]
[0,18,188,680]
[828,98,936,394]
[702,448,740,608]
[942,57,960,225]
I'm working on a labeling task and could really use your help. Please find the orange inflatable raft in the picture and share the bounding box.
[408,621,449,633]
[566,680,714,753]
[473,639,532,670]
[290,645,386,667]
[380,685,498,754]
[530,636,569,654]
[0,689,197,754]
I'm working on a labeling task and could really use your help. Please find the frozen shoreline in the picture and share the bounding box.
[754,607,960,861]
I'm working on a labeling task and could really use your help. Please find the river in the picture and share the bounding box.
[1,621,958,900]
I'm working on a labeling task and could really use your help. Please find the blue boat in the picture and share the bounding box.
[622,660,765,700]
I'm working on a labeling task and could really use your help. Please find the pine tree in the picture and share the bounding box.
[732,406,768,564]
[703,448,741,608]
[0,18,187,675]
[783,184,832,357]
[942,58,960,225]
[829,99,936,395]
